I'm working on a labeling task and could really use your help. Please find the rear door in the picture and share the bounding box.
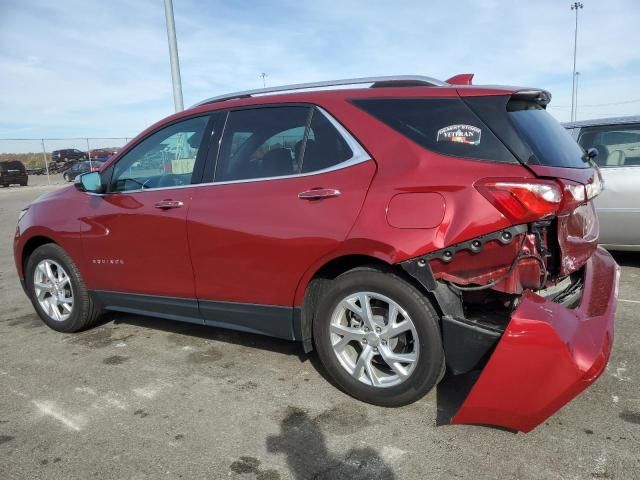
[577,123,640,249]
[187,105,375,338]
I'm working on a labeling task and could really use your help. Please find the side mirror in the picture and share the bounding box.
[75,172,104,193]
[586,147,599,159]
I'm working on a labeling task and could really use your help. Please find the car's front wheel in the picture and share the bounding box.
[313,267,444,407]
[25,244,102,332]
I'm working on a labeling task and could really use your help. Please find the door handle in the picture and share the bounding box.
[298,188,341,200]
[154,200,184,210]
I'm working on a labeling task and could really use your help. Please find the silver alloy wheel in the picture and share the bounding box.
[33,259,74,322]
[330,291,419,388]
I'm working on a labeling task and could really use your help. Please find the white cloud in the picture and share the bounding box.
[0,0,639,141]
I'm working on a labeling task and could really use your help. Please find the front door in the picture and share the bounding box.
[188,105,375,338]
[81,115,212,307]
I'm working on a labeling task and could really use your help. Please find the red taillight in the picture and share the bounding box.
[476,178,562,223]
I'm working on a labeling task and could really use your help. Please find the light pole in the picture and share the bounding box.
[260,72,268,88]
[570,2,583,122]
[574,71,580,120]
[164,0,184,112]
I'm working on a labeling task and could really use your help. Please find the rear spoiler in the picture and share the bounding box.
[511,89,552,107]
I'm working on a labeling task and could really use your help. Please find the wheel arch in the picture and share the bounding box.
[21,235,57,275]
[294,253,443,353]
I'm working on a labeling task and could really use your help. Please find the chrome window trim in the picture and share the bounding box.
[90,107,372,195]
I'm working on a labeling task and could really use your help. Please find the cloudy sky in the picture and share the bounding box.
[1,0,639,145]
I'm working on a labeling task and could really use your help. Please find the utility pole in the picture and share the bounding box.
[260,72,268,88]
[570,2,583,122]
[164,0,184,112]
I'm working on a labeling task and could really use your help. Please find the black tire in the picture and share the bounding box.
[313,268,444,407]
[25,243,102,332]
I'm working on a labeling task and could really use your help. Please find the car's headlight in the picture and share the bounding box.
[17,207,29,223]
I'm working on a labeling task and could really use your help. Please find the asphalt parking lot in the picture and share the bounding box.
[0,181,638,480]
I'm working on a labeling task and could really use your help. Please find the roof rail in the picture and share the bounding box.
[190,75,447,108]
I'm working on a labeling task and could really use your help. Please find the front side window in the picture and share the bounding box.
[578,123,640,168]
[110,116,209,192]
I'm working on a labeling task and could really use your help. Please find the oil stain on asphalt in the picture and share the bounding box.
[69,327,134,349]
[6,314,43,329]
[102,355,129,365]
[315,402,371,436]
[230,456,281,480]
[619,410,640,425]
[186,346,223,364]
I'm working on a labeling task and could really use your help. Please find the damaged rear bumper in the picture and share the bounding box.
[451,247,620,432]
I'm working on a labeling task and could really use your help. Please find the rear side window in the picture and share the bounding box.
[301,109,352,173]
[577,123,640,168]
[351,98,517,163]
[507,101,588,168]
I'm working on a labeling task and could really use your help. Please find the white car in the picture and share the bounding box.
[564,116,640,251]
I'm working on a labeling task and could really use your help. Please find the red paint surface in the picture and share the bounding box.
[446,73,474,85]
[452,247,619,432]
[79,190,196,297]
[386,193,446,229]
[187,161,376,306]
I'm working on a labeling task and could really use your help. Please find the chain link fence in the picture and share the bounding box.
[0,138,131,183]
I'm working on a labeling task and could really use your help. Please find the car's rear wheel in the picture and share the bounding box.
[313,268,444,406]
[25,244,102,332]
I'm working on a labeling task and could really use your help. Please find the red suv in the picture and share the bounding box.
[13,75,619,432]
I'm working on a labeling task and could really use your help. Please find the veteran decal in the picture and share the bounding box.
[436,124,481,145]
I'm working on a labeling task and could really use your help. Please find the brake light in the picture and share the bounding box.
[476,179,562,223]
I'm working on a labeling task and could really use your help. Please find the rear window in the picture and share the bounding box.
[351,98,517,163]
[0,161,25,171]
[507,101,588,168]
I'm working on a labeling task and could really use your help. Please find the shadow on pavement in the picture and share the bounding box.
[267,407,395,480]
[435,371,478,426]
[112,312,305,359]
[610,251,640,268]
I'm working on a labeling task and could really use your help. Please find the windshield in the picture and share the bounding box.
[508,102,588,168]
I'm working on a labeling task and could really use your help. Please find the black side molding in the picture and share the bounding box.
[91,291,296,340]
[92,290,203,324]
[199,300,294,340]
